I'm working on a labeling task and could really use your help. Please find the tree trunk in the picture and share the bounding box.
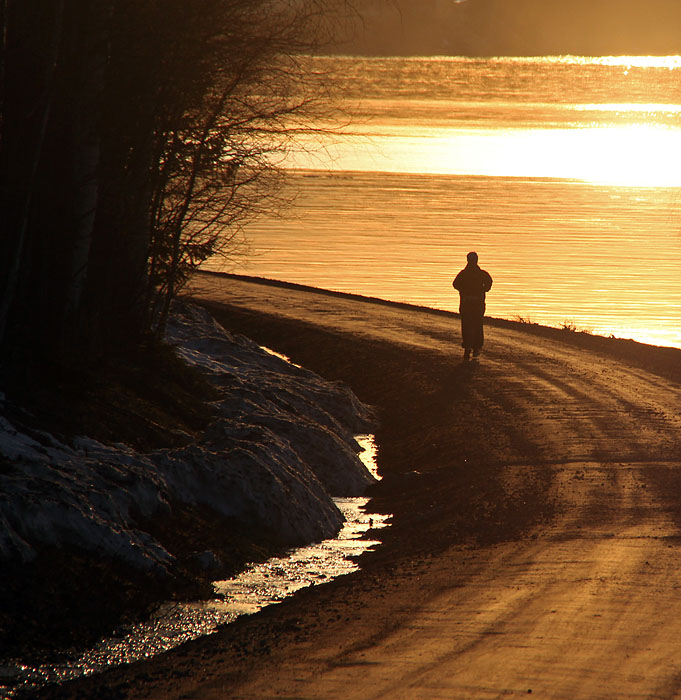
[0,0,64,350]
[62,2,114,350]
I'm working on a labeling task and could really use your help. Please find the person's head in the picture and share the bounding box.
[466,251,478,265]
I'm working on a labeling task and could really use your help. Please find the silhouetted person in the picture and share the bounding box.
[453,251,493,361]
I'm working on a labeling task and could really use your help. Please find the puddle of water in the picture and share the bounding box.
[355,434,379,480]
[0,435,389,698]
[260,345,302,368]
[212,496,388,613]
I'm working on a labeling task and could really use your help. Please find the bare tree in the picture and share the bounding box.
[0,0,364,363]
[144,0,360,335]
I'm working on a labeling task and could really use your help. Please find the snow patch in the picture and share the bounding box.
[0,302,376,575]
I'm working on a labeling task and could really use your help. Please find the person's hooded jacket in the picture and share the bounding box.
[453,262,493,315]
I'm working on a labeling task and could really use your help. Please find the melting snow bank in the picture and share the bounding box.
[0,303,377,651]
[3,497,389,695]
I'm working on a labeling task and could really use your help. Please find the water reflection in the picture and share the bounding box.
[285,55,681,187]
[213,496,388,615]
[213,171,681,350]
[286,123,681,188]
[0,437,388,699]
[225,55,681,348]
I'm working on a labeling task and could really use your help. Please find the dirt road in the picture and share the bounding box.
[40,273,681,699]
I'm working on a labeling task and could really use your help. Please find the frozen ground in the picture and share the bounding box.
[0,302,377,578]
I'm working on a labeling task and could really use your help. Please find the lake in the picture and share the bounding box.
[204,56,681,348]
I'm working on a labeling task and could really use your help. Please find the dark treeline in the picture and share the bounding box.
[0,0,357,372]
[346,0,681,56]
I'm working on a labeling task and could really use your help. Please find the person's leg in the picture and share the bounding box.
[460,314,473,359]
[469,313,484,355]
[475,320,483,353]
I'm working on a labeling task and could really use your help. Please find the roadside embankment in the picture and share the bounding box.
[0,300,375,684]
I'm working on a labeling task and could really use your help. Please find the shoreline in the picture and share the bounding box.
[197,269,681,383]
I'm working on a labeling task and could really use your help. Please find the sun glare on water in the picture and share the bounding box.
[289,121,681,188]
[287,53,681,188]
[593,55,681,69]
[572,125,681,187]
[475,123,681,187]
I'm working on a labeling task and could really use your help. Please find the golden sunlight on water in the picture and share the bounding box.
[216,170,681,349]
[219,55,681,349]
[286,55,681,187]
[287,122,681,188]
[594,56,681,68]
